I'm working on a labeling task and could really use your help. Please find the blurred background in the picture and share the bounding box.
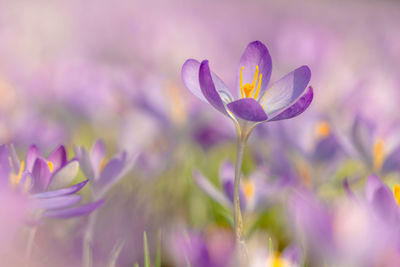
[0,0,400,266]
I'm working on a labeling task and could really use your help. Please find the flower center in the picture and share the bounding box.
[47,161,54,172]
[393,185,400,206]
[266,253,290,267]
[99,158,107,173]
[373,139,385,171]
[315,121,331,138]
[242,179,255,201]
[10,160,25,186]
[240,65,262,99]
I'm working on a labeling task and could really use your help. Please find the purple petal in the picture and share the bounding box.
[268,86,313,121]
[47,145,68,171]
[32,157,51,191]
[0,145,11,183]
[26,145,41,172]
[371,186,398,223]
[351,116,374,165]
[199,60,229,116]
[48,160,79,190]
[365,175,398,223]
[236,41,272,99]
[90,139,106,174]
[311,133,340,162]
[7,144,21,174]
[33,180,88,198]
[227,98,268,122]
[193,170,231,209]
[182,59,231,103]
[79,147,95,181]
[261,66,311,115]
[281,244,302,265]
[365,174,383,202]
[35,195,82,210]
[218,162,246,210]
[219,161,235,186]
[42,199,105,219]
[95,156,125,195]
[382,146,400,174]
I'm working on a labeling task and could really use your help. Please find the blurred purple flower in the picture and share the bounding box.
[169,228,235,267]
[1,144,103,219]
[194,161,288,213]
[350,115,400,174]
[75,139,136,199]
[182,40,313,124]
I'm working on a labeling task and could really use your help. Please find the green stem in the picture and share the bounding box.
[25,227,38,260]
[83,210,98,267]
[233,139,246,242]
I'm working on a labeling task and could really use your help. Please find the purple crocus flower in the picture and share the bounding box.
[2,144,103,219]
[75,139,136,199]
[182,41,313,126]
[169,228,235,267]
[194,161,288,213]
[350,115,400,174]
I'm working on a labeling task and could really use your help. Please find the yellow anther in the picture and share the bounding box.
[373,139,385,171]
[393,185,400,206]
[242,179,255,201]
[251,65,259,87]
[253,73,262,100]
[99,158,107,173]
[47,161,54,172]
[243,84,255,98]
[10,161,25,186]
[266,253,290,267]
[315,121,331,138]
[240,65,262,99]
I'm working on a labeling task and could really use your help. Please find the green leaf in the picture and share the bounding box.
[143,232,150,267]
[155,230,161,267]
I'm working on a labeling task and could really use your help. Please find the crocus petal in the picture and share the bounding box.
[47,145,67,171]
[0,145,11,183]
[311,133,339,162]
[351,116,374,165]
[268,86,313,121]
[365,174,382,202]
[79,148,95,181]
[261,66,311,115]
[42,199,105,219]
[236,41,272,99]
[199,60,229,116]
[95,157,125,196]
[382,146,400,174]
[26,145,41,172]
[32,157,51,191]
[218,162,246,210]
[91,139,106,174]
[48,160,79,190]
[371,185,398,223]
[35,195,82,210]
[281,245,302,265]
[7,144,21,174]
[33,180,88,198]
[193,170,231,209]
[227,98,268,122]
[219,161,235,186]
[182,59,231,103]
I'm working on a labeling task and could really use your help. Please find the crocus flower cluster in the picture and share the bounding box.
[0,144,103,219]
